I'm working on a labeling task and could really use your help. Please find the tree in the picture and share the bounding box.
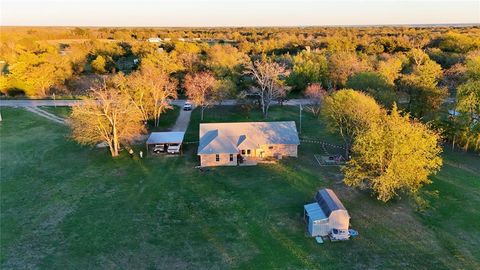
[171,42,202,72]
[346,72,396,107]
[287,50,329,91]
[400,57,448,117]
[321,89,383,157]
[205,44,247,77]
[139,51,182,74]
[69,85,145,157]
[304,83,327,116]
[465,50,480,80]
[244,58,288,118]
[344,105,443,202]
[327,51,369,89]
[455,80,480,151]
[114,67,178,127]
[91,55,107,74]
[3,44,72,97]
[184,71,217,120]
[377,54,404,85]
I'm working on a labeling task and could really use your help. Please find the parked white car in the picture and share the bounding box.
[183,101,193,111]
[167,144,181,154]
[153,144,165,153]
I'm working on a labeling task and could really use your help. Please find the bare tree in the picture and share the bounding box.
[115,68,178,127]
[304,83,327,116]
[184,71,217,121]
[68,85,145,157]
[244,58,288,118]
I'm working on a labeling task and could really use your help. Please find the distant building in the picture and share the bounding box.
[147,37,162,43]
[197,121,300,167]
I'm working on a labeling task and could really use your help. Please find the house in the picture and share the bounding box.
[197,121,300,167]
[304,188,350,240]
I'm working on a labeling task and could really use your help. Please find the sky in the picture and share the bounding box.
[1,0,479,27]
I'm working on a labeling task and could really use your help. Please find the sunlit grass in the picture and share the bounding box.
[1,107,479,269]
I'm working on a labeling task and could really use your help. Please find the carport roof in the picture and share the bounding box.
[146,132,185,144]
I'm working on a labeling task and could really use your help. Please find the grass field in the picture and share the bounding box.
[1,106,479,269]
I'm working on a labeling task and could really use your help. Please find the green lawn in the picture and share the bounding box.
[1,106,479,269]
[39,105,180,131]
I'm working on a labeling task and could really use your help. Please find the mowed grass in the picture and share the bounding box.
[40,105,180,131]
[1,106,479,269]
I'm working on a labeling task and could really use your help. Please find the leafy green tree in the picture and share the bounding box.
[321,89,383,157]
[377,54,404,85]
[346,72,396,107]
[3,44,72,96]
[205,44,247,77]
[455,80,480,151]
[437,32,480,53]
[400,56,447,117]
[344,104,443,202]
[465,50,480,81]
[287,50,329,91]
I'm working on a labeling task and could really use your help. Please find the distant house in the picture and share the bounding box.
[304,189,350,240]
[197,121,300,167]
[147,37,162,43]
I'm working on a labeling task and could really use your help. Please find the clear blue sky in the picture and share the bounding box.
[1,0,479,27]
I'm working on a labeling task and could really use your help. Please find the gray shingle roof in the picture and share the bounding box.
[315,188,346,217]
[198,121,299,155]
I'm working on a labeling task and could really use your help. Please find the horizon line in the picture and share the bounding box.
[1,23,479,29]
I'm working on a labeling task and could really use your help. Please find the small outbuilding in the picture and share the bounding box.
[146,132,185,154]
[304,188,350,240]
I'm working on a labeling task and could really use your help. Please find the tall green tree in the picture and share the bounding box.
[321,89,383,157]
[3,44,72,96]
[346,72,396,107]
[344,104,443,202]
[287,50,329,91]
[400,53,447,117]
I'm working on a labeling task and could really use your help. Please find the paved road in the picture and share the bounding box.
[0,99,314,107]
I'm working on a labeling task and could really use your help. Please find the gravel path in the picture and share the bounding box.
[23,107,66,125]
[170,101,192,132]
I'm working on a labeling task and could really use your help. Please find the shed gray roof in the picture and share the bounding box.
[146,132,185,144]
[314,188,346,217]
[198,121,300,155]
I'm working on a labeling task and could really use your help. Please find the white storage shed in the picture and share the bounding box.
[304,188,350,240]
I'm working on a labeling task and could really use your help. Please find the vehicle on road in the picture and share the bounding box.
[183,101,193,111]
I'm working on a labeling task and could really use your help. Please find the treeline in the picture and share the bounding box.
[1,26,479,151]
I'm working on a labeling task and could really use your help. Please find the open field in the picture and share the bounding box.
[1,106,479,269]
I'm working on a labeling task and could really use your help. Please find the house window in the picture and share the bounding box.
[241,150,245,155]
[247,149,251,155]
[229,154,234,161]
[216,154,220,162]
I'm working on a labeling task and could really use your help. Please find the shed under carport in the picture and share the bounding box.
[146,132,185,154]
